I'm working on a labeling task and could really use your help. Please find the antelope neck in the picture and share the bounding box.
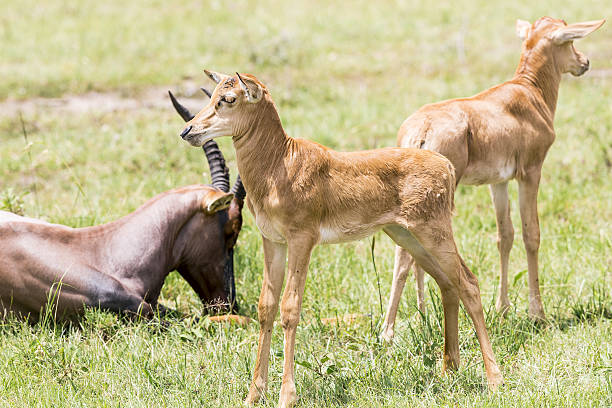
[513,46,562,119]
[93,188,207,284]
[232,100,293,200]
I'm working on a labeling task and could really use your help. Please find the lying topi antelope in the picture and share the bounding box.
[0,132,245,321]
[380,17,605,338]
[179,71,503,407]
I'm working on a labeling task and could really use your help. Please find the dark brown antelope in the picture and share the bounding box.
[179,71,503,407]
[380,17,605,342]
[0,107,246,321]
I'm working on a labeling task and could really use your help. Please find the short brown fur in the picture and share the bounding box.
[180,71,503,407]
[0,185,236,321]
[380,18,605,341]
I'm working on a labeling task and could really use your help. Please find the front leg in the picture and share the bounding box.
[518,169,546,320]
[246,236,287,405]
[151,303,179,318]
[85,272,155,319]
[278,236,316,408]
[489,182,514,315]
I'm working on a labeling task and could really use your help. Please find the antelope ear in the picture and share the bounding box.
[236,72,263,103]
[204,69,230,84]
[551,19,605,44]
[203,190,234,214]
[516,19,531,40]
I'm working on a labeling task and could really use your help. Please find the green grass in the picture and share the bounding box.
[1,0,611,406]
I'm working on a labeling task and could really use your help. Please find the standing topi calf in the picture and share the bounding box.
[381,17,605,339]
[179,71,503,408]
[0,125,245,321]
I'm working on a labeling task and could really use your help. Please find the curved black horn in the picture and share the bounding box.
[168,90,194,121]
[169,90,230,192]
[230,175,246,201]
[201,87,212,98]
[202,140,230,192]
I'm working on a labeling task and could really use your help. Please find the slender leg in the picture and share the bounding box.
[278,237,315,408]
[439,286,460,371]
[245,237,287,405]
[381,246,414,343]
[414,265,426,313]
[384,223,503,389]
[455,257,503,388]
[428,239,502,388]
[489,182,514,314]
[518,170,546,320]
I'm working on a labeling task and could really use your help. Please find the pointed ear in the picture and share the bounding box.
[202,190,234,215]
[236,72,263,103]
[516,19,531,40]
[203,69,230,84]
[551,19,605,44]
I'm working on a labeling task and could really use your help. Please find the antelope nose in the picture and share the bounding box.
[180,125,192,139]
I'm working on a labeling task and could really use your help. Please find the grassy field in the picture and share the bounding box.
[1,0,611,406]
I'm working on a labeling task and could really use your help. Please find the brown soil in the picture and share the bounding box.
[0,82,210,118]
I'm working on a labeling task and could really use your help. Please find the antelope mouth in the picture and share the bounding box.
[180,125,193,139]
[181,128,211,146]
[573,62,590,77]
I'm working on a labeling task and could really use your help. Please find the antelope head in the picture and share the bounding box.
[169,89,246,313]
[179,70,268,146]
[516,17,605,76]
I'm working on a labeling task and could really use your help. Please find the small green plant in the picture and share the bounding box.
[0,188,28,215]
[570,286,612,322]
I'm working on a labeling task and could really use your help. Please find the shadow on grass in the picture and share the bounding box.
[484,285,612,358]
[296,290,486,406]
[1,284,609,406]
[557,286,612,327]
[0,303,216,344]
[298,285,611,406]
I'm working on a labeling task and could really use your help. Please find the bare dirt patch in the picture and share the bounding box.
[0,82,210,119]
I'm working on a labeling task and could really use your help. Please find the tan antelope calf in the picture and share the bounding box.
[381,17,605,341]
[179,71,503,407]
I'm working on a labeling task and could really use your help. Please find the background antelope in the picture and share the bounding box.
[0,132,245,321]
[179,71,503,407]
[380,17,605,341]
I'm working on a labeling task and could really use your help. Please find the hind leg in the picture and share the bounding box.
[381,246,414,343]
[454,257,503,387]
[384,225,460,371]
[439,285,460,371]
[385,223,503,388]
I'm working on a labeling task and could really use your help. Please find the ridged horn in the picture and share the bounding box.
[168,90,230,192]
[230,175,246,201]
[202,140,230,192]
[168,90,194,121]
